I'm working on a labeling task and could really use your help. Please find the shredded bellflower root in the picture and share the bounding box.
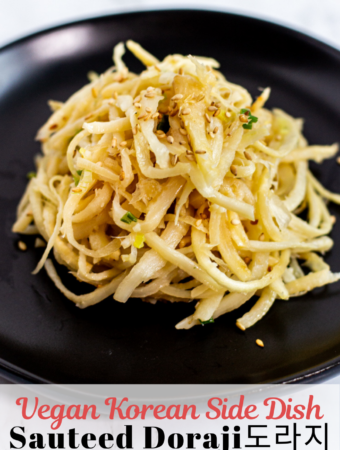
[13,41,340,330]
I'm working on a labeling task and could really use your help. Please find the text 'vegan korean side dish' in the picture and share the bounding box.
[13,41,340,330]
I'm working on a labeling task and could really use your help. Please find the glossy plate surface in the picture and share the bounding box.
[1,10,340,384]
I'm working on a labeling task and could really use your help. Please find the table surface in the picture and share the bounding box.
[1,0,340,384]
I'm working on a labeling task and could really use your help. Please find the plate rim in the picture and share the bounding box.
[2,8,340,385]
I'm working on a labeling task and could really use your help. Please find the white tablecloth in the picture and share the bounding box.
[1,0,340,384]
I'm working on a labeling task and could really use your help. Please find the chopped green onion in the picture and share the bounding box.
[27,171,36,179]
[120,212,138,224]
[199,317,215,325]
[240,109,258,130]
[157,114,170,133]
[73,170,83,186]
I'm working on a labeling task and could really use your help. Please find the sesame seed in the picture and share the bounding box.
[170,109,179,117]
[213,126,219,134]
[231,219,240,225]
[213,109,221,117]
[186,150,194,155]
[205,113,211,123]
[259,233,265,241]
[236,322,246,331]
[91,87,98,98]
[119,171,125,181]
[155,65,161,72]
[49,124,58,130]
[147,87,154,92]
[145,93,155,98]
[112,137,117,148]
[113,91,118,99]
[156,130,164,135]
[167,106,173,114]
[145,107,152,113]
[152,112,159,119]
[268,266,272,272]
[244,257,251,265]
[187,134,191,144]
[196,219,202,227]
[120,141,127,147]
[209,132,215,139]
[251,219,259,225]
[134,95,141,103]
[331,215,336,224]
[179,141,186,145]
[239,114,248,123]
[18,241,27,251]
[179,67,184,75]
[208,106,218,112]
[113,73,124,82]
[186,154,195,161]
[225,111,231,118]
[157,132,166,139]
[230,165,237,176]
[256,339,264,348]
[72,188,82,193]
[171,94,183,101]
[134,102,141,108]
[182,108,191,115]
[196,94,205,102]
[132,126,137,135]
[144,114,152,121]
[138,114,147,120]
[244,151,252,160]
[195,150,206,155]
[179,128,187,136]
[167,136,174,144]
[171,154,178,166]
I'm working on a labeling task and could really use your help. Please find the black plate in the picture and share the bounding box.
[2,9,340,384]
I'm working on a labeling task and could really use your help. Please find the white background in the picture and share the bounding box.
[0,385,338,448]
[1,0,340,384]
[1,0,340,49]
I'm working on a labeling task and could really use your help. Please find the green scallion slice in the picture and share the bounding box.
[199,317,215,325]
[121,211,138,224]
